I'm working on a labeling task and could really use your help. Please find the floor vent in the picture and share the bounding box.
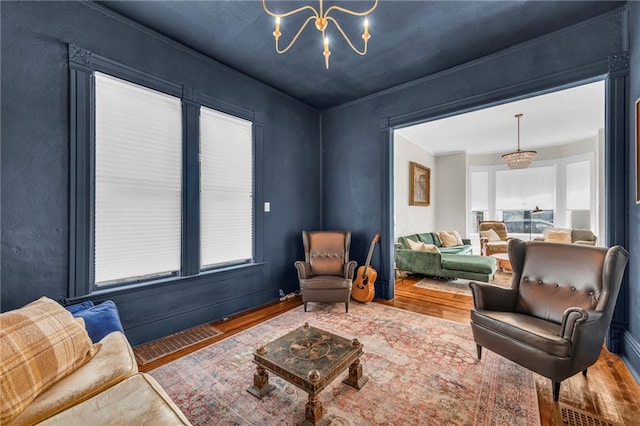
[561,405,618,426]
[134,323,223,366]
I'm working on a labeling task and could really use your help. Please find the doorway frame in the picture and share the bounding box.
[380,53,629,353]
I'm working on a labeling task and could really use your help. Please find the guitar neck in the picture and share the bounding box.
[360,234,380,278]
[363,242,375,270]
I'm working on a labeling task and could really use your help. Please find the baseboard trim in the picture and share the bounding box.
[622,331,640,384]
[125,287,275,346]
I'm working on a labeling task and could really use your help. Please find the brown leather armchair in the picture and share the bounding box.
[469,239,628,401]
[294,230,357,313]
[478,221,510,256]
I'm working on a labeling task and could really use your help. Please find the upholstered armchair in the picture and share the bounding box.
[294,231,357,313]
[469,239,628,401]
[478,221,510,256]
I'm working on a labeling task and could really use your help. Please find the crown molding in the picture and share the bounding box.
[609,51,630,72]
[324,6,626,113]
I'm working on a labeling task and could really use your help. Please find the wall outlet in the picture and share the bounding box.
[264,201,270,212]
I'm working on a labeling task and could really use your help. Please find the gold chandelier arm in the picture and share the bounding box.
[262,0,318,19]
[323,0,378,18]
[275,16,317,54]
[326,17,368,55]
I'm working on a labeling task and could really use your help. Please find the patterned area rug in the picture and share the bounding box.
[150,303,540,425]
[413,272,512,295]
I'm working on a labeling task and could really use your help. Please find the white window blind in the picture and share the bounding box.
[94,72,182,285]
[470,171,489,211]
[566,160,591,210]
[200,107,253,269]
[495,166,556,210]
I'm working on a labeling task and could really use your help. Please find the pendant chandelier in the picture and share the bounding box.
[502,113,537,169]
[262,0,378,69]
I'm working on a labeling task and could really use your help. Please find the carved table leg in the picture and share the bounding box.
[247,365,275,399]
[297,393,330,426]
[343,359,369,389]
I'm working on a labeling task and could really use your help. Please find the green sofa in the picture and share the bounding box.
[395,233,496,282]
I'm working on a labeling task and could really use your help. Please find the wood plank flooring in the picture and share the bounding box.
[136,276,640,425]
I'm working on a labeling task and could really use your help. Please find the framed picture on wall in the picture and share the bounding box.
[636,98,640,204]
[409,161,430,206]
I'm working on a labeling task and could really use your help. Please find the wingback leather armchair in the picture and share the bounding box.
[294,231,357,313]
[469,239,628,401]
[478,221,510,256]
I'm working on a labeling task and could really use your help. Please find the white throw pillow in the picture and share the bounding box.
[438,231,462,247]
[406,239,440,253]
[450,230,464,246]
[480,229,501,242]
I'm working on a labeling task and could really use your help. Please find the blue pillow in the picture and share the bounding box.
[65,300,94,314]
[72,300,125,343]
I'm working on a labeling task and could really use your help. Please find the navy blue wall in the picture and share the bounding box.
[1,2,637,378]
[625,1,640,381]
[1,2,320,345]
[321,8,637,373]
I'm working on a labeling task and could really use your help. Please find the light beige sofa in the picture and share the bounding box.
[1,297,190,425]
[534,227,597,246]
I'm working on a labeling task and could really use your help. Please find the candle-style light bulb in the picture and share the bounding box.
[273,17,281,39]
[323,36,331,69]
[363,18,370,41]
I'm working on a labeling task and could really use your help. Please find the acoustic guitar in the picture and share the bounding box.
[351,233,381,303]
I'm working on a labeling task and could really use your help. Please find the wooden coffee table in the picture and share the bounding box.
[247,322,368,426]
[492,253,512,273]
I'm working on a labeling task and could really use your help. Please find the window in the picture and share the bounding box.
[468,154,595,239]
[495,166,556,234]
[200,107,253,269]
[69,47,261,295]
[499,209,555,234]
[94,73,182,286]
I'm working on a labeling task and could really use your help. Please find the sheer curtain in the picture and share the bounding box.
[495,166,556,210]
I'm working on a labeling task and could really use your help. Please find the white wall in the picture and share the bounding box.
[393,133,435,239]
[435,153,468,236]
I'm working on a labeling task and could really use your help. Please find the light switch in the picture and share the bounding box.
[264,202,271,212]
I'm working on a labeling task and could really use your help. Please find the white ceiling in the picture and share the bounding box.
[395,81,605,156]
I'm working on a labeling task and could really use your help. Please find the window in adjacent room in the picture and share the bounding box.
[93,72,182,286]
[199,107,253,269]
[495,165,556,235]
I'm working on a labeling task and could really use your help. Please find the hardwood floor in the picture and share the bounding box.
[136,276,640,425]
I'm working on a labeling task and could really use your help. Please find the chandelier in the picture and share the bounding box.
[262,0,378,69]
[502,113,537,169]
